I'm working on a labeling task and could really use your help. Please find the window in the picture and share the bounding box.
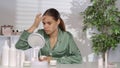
[15,0,40,31]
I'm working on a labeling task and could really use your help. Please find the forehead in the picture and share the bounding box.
[43,15,55,22]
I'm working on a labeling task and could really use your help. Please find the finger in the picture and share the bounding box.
[36,13,42,18]
[42,16,45,19]
[42,16,46,20]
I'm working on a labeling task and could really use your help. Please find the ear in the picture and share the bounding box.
[57,19,60,25]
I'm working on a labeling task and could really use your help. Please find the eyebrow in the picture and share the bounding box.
[42,21,52,24]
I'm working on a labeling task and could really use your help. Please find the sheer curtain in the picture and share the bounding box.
[15,0,40,31]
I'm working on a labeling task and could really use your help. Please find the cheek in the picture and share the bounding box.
[52,24,58,29]
[48,25,57,33]
[46,23,58,31]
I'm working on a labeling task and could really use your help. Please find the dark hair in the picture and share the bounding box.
[43,8,66,31]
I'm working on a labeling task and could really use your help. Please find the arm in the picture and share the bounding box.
[27,13,43,33]
[15,31,32,50]
[15,13,43,50]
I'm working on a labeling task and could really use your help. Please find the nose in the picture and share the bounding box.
[44,24,48,30]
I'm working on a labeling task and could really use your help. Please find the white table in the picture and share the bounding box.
[57,62,119,68]
[0,62,119,68]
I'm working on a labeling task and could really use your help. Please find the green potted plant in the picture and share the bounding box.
[82,0,120,65]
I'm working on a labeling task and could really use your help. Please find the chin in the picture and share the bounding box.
[45,31,50,35]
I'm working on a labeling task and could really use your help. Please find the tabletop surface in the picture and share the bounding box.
[0,62,119,68]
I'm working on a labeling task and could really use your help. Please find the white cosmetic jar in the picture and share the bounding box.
[40,56,47,60]
[50,60,57,65]
[23,61,31,67]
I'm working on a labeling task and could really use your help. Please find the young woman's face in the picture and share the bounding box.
[42,15,60,35]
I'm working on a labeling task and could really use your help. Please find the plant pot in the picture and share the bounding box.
[98,51,108,68]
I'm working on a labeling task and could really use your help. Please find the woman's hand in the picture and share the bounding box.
[33,13,43,28]
[27,13,43,33]
[39,56,52,63]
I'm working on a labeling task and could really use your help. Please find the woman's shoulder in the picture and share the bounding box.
[37,29,44,32]
[62,31,73,38]
[37,29,45,34]
[37,29,46,36]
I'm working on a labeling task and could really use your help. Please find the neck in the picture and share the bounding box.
[49,29,58,38]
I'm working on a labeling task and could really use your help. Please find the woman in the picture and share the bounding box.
[15,8,82,64]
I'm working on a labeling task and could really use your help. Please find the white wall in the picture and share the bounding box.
[0,0,16,25]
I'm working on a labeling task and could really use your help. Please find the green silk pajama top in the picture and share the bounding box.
[15,28,82,64]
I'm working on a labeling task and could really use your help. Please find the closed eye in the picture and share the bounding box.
[47,22,51,25]
[42,22,45,25]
